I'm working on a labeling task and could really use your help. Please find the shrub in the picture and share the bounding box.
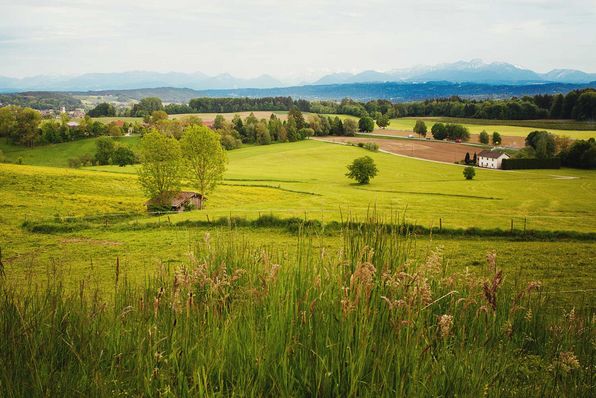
[479,130,489,144]
[112,146,137,167]
[501,158,561,170]
[463,166,476,180]
[362,142,379,152]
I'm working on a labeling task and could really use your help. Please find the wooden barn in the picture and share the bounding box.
[145,191,205,212]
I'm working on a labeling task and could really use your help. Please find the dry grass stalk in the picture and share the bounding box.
[438,314,454,337]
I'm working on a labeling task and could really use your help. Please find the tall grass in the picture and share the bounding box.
[0,218,593,397]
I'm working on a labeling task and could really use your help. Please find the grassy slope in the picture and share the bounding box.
[0,136,140,167]
[0,141,594,295]
[3,140,595,231]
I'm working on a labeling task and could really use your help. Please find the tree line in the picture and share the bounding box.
[0,105,150,146]
[87,89,596,122]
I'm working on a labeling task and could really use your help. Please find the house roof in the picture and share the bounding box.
[478,150,509,159]
[146,191,205,207]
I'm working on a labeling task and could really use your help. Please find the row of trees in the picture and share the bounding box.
[513,130,595,168]
[138,127,227,206]
[0,105,151,146]
[134,90,596,122]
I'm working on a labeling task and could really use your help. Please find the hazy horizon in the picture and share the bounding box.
[1,0,595,82]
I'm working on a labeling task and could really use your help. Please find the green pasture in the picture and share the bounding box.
[388,117,596,139]
[1,139,595,291]
[2,140,595,231]
[0,136,140,167]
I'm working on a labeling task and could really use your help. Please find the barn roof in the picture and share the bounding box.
[145,191,205,207]
[478,150,509,159]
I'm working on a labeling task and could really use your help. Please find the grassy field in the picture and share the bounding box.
[0,136,140,167]
[2,140,595,231]
[388,117,596,139]
[1,139,595,290]
[1,134,594,396]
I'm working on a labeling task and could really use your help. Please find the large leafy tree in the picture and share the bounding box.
[138,130,183,203]
[358,117,375,133]
[342,118,357,136]
[95,136,115,165]
[88,102,116,117]
[0,106,42,146]
[376,114,390,129]
[180,125,227,200]
[346,156,378,184]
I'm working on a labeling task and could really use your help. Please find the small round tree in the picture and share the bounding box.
[346,156,378,184]
[413,120,427,137]
[463,166,476,180]
[479,130,489,144]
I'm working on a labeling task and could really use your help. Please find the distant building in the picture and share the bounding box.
[477,150,510,169]
[66,121,80,128]
[145,191,205,212]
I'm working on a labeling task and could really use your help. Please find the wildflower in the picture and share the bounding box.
[153,296,160,317]
[482,270,503,311]
[550,351,580,374]
[526,280,542,292]
[486,251,497,274]
[438,314,453,337]
[503,321,513,338]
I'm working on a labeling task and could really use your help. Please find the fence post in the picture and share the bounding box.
[524,218,527,233]
[510,218,514,233]
[439,218,442,232]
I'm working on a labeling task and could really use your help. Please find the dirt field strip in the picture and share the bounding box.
[372,129,526,148]
[313,136,479,164]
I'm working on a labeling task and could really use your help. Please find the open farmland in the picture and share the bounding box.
[3,139,595,231]
[315,135,486,163]
[387,117,596,140]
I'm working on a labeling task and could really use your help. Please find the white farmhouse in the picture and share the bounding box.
[477,150,510,169]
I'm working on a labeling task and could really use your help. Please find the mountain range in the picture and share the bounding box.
[76,81,596,103]
[0,71,284,92]
[312,60,596,85]
[0,60,595,92]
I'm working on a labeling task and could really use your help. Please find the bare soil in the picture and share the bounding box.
[373,129,525,148]
[314,136,481,163]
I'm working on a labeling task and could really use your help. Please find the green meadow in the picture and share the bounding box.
[387,117,596,139]
[1,136,594,396]
[2,139,595,231]
[0,138,594,292]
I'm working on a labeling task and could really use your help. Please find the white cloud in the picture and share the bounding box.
[0,0,594,79]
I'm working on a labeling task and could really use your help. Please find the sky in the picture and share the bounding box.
[0,0,595,82]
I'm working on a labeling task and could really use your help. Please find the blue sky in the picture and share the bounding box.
[0,0,594,81]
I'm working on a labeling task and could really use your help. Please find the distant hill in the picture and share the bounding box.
[1,60,595,93]
[0,71,284,92]
[72,81,596,103]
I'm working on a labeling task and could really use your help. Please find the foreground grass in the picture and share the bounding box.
[0,223,593,397]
